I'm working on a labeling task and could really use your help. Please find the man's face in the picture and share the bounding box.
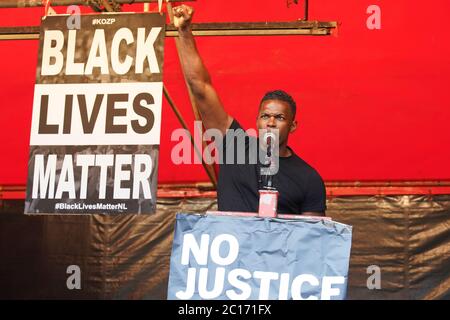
[256,99,297,146]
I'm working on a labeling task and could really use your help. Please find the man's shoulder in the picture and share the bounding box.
[219,119,256,156]
[228,119,242,130]
[285,152,324,181]
[224,119,256,141]
[226,119,252,135]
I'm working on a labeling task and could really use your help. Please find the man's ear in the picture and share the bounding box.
[290,120,298,133]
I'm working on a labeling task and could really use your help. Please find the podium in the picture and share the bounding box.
[167,210,352,300]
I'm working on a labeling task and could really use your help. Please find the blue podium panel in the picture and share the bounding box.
[168,213,352,300]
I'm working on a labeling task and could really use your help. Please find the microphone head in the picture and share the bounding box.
[263,132,276,145]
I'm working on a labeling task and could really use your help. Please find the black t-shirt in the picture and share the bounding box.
[217,120,326,214]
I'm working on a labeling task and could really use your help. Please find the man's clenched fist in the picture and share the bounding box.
[173,5,194,30]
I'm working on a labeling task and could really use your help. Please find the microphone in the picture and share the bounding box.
[261,131,277,188]
[263,132,276,157]
[264,132,276,145]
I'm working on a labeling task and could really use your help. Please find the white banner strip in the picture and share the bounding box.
[30,82,162,146]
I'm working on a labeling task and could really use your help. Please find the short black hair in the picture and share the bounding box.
[260,90,297,118]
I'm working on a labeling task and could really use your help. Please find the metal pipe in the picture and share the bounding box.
[3,181,450,200]
[304,0,309,21]
[0,0,190,8]
[163,87,218,188]
[0,29,332,41]
[326,181,450,187]
[0,21,336,41]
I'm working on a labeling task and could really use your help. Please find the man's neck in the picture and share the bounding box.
[279,145,292,157]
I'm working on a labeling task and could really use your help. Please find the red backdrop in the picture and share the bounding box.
[1,0,449,185]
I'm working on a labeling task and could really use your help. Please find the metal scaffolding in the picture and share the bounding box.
[0,0,181,8]
[0,21,336,40]
[0,0,335,188]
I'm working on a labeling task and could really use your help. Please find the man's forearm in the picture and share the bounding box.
[177,27,212,89]
[173,5,232,133]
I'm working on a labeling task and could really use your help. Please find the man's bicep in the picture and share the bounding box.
[195,82,233,135]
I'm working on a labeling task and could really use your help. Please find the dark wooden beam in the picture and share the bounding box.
[0,21,337,40]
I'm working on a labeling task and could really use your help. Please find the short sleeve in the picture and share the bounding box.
[300,169,327,214]
[219,120,254,164]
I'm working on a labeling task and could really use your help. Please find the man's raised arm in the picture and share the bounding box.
[173,5,233,135]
